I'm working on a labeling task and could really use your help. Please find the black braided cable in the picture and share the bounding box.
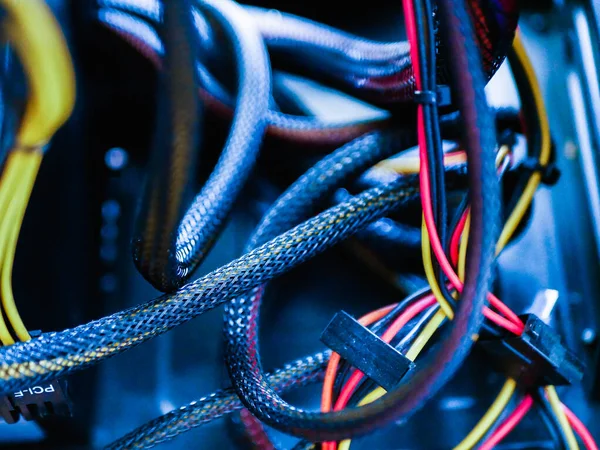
[105,352,330,450]
[132,0,201,292]
[96,5,521,149]
[0,0,510,445]
[0,133,431,394]
[132,0,271,292]
[100,0,518,105]
[221,0,499,440]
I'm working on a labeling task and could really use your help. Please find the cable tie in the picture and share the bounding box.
[413,85,451,108]
[519,158,561,186]
[12,143,49,154]
[413,90,437,105]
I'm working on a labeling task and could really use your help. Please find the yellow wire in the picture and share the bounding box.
[340,34,550,450]
[455,143,508,282]
[342,143,520,450]
[0,0,75,147]
[342,147,514,450]
[1,152,42,342]
[452,379,518,450]
[0,153,27,345]
[337,308,448,450]
[377,153,467,174]
[448,35,552,450]
[0,0,75,344]
[545,386,580,450]
[496,31,551,251]
[421,219,455,318]
[405,309,446,361]
[457,214,471,282]
[423,143,511,318]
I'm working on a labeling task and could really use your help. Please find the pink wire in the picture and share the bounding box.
[564,404,599,450]
[479,395,534,450]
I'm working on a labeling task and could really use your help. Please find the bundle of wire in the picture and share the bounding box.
[0,0,75,346]
[0,0,596,450]
[316,1,594,449]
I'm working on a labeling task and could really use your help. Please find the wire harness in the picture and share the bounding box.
[0,0,596,449]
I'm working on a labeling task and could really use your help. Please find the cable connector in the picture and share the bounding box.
[0,378,71,424]
[413,85,451,108]
[320,311,414,391]
[479,314,584,387]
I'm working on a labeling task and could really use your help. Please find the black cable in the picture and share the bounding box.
[132,0,271,292]
[370,286,434,336]
[222,0,499,438]
[412,0,453,310]
[0,128,449,393]
[87,0,511,446]
[131,0,201,292]
[105,351,330,450]
[531,389,568,450]
[394,305,441,353]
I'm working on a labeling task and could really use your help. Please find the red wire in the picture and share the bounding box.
[449,156,510,267]
[564,404,599,450]
[479,395,534,450]
[322,295,436,450]
[419,130,524,332]
[323,2,526,447]
[450,208,470,267]
[403,0,421,89]
[321,303,401,450]
[403,0,524,334]
[333,296,437,411]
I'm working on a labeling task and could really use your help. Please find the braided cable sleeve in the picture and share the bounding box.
[133,0,272,292]
[96,11,388,149]
[246,131,417,250]
[245,2,516,103]
[105,351,329,450]
[221,0,499,441]
[131,0,202,292]
[244,6,411,78]
[0,174,423,393]
[101,0,517,105]
[97,7,518,148]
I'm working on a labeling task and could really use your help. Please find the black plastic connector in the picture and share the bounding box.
[320,311,414,391]
[0,379,71,424]
[479,314,585,387]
